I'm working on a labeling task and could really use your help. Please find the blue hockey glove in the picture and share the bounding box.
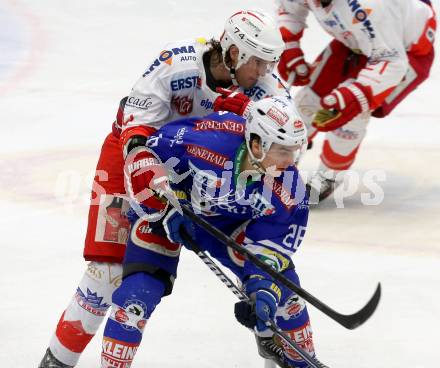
[243,277,282,333]
[163,207,195,245]
[254,289,278,332]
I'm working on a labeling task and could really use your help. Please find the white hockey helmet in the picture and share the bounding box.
[245,96,308,167]
[220,10,285,70]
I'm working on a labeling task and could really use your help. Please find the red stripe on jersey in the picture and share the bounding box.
[321,140,360,170]
[280,27,304,42]
[371,86,396,109]
[120,125,157,147]
[409,15,436,56]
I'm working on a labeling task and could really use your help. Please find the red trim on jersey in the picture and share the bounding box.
[371,86,396,110]
[132,231,180,252]
[280,27,304,43]
[378,61,390,75]
[409,15,436,56]
[321,140,360,170]
[120,125,157,147]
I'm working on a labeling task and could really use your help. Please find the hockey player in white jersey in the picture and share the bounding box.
[38,10,291,368]
[275,0,436,202]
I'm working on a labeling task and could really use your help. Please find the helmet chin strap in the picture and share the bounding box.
[245,140,267,174]
[249,158,265,175]
[221,59,238,86]
[223,47,248,87]
[230,67,239,86]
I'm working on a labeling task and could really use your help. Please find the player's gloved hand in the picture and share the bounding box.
[254,290,278,332]
[234,300,257,329]
[127,201,195,248]
[312,82,372,132]
[162,207,195,245]
[213,88,253,117]
[244,277,282,333]
[277,43,310,86]
[124,146,170,209]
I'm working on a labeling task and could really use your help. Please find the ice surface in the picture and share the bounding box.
[0,0,439,367]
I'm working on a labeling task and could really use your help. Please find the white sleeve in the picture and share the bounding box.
[123,71,173,129]
[276,0,310,36]
[354,1,408,106]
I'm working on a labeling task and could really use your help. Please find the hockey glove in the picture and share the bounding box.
[234,300,257,329]
[312,82,372,132]
[162,206,195,245]
[277,43,310,86]
[127,203,195,248]
[213,88,253,117]
[124,145,170,210]
[243,276,282,333]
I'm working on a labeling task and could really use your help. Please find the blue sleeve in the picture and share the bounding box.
[147,118,194,162]
[143,118,196,187]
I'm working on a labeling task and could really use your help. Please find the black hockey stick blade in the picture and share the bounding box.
[179,201,381,329]
[334,283,381,330]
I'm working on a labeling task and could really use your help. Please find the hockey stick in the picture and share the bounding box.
[286,71,296,88]
[178,201,381,330]
[181,230,330,368]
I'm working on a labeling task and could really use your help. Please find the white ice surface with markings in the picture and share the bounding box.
[0,1,439,367]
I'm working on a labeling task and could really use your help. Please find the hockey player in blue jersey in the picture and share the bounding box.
[100,96,316,368]
[39,11,291,367]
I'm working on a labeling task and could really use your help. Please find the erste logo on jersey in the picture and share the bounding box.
[142,45,196,76]
[170,75,199,91]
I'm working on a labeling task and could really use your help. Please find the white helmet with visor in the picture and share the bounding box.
[245,96,308,169]
[220,10,285,73]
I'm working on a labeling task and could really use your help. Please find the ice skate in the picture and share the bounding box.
[38,348,73,368]
[307,166,342,205]
[256,336,292,368]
